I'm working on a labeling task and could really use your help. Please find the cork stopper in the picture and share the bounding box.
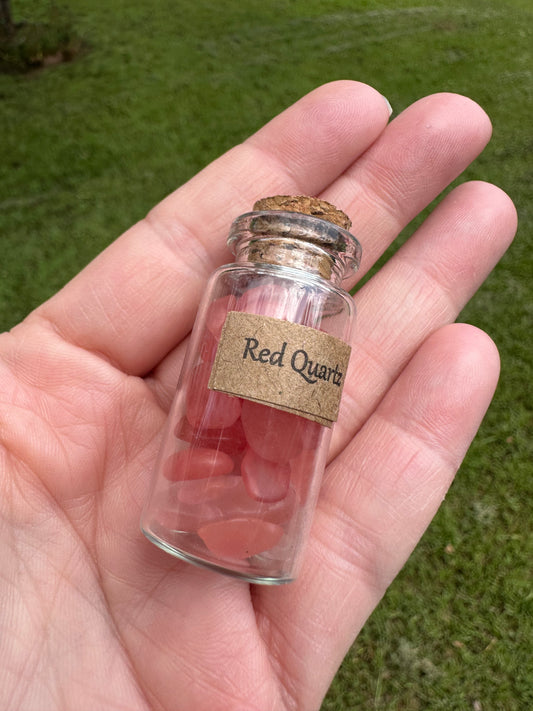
[253,195,352,231]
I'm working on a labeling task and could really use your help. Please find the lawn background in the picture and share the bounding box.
[1,1,531,709]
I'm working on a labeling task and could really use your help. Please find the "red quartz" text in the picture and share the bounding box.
[242,337,343,386]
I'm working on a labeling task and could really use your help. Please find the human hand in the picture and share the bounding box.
[0,81,516,710]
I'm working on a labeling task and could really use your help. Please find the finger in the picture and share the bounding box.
[253,323,501,709]
[332,180,516,457]
[324,92,493,281]
[34,81,391,374]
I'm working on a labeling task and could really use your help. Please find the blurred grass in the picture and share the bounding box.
[0,0,531,708]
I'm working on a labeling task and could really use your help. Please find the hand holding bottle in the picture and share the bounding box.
[0,81,516,710]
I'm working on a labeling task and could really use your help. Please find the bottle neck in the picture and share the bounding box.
[228,211,362,287]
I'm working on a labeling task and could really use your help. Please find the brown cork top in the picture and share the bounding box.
[253,195,352,231]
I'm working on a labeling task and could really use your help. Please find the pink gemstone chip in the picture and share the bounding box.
[241,401,305,462]
[242,447,290,502]
[175,415,247,458]
[198,518,284,559]
[163,447,234,481]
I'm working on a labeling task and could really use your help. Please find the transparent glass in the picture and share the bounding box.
[141,210,361,584]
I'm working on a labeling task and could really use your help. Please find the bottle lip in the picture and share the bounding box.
[228,210,362,275]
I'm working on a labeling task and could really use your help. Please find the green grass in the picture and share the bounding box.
[1,1,531,708]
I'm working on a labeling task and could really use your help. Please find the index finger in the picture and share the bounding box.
[33,81,391,375]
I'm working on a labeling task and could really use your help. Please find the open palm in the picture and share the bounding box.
[0,82,516,711]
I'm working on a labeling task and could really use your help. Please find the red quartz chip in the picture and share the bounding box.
[186,362,241,430]
[198,518,284,559]
[242,447,290,502]
[175,474,241,505]
[241,401,305,462]
[175,415,247,458]
[155,503,214,533]
[163,447,234,481]
[147,487,225,532]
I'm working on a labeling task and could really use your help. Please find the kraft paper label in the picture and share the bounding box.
[208,312,351,427]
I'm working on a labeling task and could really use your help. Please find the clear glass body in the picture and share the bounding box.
[141,210,361,584]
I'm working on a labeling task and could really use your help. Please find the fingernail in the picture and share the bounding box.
[381,95,393,117]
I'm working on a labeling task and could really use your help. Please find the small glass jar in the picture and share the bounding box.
[141,196,362,584]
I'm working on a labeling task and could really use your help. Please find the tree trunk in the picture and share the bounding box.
[0,0,14,34]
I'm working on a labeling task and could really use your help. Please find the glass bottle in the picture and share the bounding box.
[141,195,362,584]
